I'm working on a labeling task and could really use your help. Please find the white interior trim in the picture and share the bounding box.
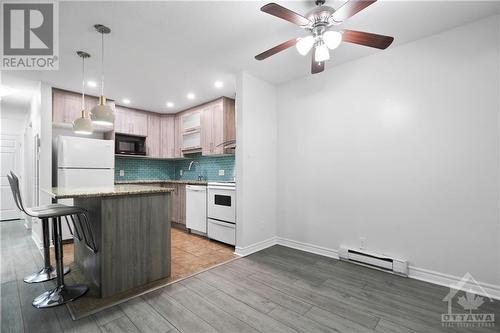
[235,237,278,256]
[237,237,500,300]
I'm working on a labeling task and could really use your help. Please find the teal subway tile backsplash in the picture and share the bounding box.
[175,154,235,181]
[115,154,235,182]
[115,158,175,180]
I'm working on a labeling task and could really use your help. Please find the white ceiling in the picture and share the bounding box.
[1,73,39,113]
[5,1,500,113]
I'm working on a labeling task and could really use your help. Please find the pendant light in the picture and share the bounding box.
[90,24,114,127]
[73,51,93,135]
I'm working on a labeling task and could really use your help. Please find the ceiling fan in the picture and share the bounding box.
[255,0,394,74]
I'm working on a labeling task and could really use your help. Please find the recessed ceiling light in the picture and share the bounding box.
[122,98,131,105]
[87,81,97,87]
[0,85,16,97]
[214,81,224,89]
[166,101,174,108]
[187,92,195,100]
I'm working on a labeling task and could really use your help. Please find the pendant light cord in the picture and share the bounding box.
[81,55,85,112]
[100,31,104,96]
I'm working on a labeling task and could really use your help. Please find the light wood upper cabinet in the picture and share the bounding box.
[160,115,176,158]
[201,97,235,156]
[53,89,84,124]
[53,88,101,125]
[147,113,161,157]
[114,106,148,136]
[174,115,183,158]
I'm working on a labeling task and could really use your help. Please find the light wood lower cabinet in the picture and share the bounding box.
[165,183,186,225]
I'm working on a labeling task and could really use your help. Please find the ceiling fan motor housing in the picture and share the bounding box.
[306,5,339,31]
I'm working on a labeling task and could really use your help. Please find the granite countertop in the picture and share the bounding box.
[44,185,175,199]
[115,179,208,185]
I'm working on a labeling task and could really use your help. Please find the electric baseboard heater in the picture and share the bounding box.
[338,246,408,276]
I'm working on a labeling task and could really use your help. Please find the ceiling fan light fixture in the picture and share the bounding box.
[314,43,330,62]
[296,36,315,56]
[323,30,342,50]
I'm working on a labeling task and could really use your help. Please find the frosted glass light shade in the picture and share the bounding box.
[296,36,314,56]
[73,112,93,135]
[323,30,342,50]
[314,43,330,62]
[90,96,115,126]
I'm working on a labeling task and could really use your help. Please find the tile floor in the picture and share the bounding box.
[52,227,237,281]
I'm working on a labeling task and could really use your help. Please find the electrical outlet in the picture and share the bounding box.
[360,237,367,250]
[219,170,225,176]
[180,169,183,176]
[119,170,125,176]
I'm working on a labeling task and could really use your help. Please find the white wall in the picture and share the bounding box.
[276,15,500,288]
[0,104,29,135]
[235,72,278,254]
[28,83,53,246]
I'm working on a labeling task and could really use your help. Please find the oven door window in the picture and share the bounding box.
[214,194,231,207]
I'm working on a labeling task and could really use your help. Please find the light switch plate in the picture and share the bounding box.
[119,170,125,176]
[219,170,225,176]
[180,170,183,176]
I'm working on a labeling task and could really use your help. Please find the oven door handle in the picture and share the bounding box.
[208,186,236,191]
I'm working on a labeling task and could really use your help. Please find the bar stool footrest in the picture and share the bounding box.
[32,284,88,308]
[23,265,70,283]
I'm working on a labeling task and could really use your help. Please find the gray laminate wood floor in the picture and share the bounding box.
[1,219,499,333]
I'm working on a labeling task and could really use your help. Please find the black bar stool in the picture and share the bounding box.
[7,172,90,308]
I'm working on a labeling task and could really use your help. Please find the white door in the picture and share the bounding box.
[0,134,20,221]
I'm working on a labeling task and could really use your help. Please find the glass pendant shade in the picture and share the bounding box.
[91,96,115,126]
[323,30,342,50]
[73,111,93,135]
[314,43,330,62]
[296,36,315,56]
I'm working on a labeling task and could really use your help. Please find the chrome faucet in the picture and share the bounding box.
[188,160,199,171]
[188,161,204,181]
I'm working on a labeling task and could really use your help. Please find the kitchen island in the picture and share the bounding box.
[45,185,174,298]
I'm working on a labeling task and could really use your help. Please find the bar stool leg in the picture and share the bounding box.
[23,218,70,283]
[32,217,88,308]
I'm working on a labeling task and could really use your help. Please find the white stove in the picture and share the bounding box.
[207,182,236,245]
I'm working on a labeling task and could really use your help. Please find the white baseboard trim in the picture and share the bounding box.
[235,237,278,256]
[409,266,500,301]
[238,236,500,301]
[276,237,340,260]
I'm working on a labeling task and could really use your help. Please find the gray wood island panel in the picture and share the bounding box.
[45,185,174,298]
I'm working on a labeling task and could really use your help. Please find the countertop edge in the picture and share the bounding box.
[115,179,208,185]
[44,185,175,200]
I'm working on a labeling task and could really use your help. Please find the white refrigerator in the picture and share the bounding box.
[57,136,114,240]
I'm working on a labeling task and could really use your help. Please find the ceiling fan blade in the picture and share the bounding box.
[311,56,325,74]
[331,0,377,23]
[342,30,394,49]
[255,38,297,60]
[261,3,310,26]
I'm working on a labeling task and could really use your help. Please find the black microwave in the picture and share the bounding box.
[115,134,146,155]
